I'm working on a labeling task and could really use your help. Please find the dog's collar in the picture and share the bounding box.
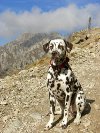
[50,57,69,69]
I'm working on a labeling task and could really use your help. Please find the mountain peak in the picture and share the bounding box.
[0,32,62,77]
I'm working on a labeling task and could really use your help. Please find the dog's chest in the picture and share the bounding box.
[50,79,66,99]
[47,66,73,100]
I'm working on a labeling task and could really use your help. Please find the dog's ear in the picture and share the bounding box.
[64,39,73,53]
[43,41,50,53]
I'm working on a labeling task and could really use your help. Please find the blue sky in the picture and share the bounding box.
[0,0,100,45]
[0,0,100,12]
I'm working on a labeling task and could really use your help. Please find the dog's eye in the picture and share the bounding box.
[58,45,64,50]
[49,45,53,50]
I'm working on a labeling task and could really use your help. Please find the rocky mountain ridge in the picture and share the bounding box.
[0,32,62,77]
[0,28,100,133]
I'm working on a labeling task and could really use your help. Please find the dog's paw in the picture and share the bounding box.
[44,123,52,131]
[60,121,67,129]
[61,124,67,129]
[74,118,81,125]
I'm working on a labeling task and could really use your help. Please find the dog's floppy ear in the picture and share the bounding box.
[64,39,73,53]
[43,41,50,53]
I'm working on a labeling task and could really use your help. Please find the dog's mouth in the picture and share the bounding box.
[51,53,60,63]
[51,51,60,58]
[50,53,60,66]
[51,52,66,66]
[50,51,67,66]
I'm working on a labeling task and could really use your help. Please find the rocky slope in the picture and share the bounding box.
[0,28,100,133]
[0,32,61,77]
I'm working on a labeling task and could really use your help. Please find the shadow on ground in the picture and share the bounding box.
[83,99,95,116]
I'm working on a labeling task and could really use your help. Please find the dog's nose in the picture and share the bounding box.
[52,51,57,56]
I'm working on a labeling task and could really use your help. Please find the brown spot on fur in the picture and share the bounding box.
[57,83,61,90]
[66,95,69,101]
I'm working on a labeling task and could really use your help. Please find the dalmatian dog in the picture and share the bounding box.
[43,39,86,130]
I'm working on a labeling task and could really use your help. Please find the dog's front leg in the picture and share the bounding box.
[60,92,72,129]
[45,93,56,130]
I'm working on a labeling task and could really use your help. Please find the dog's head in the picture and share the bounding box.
[43,39,73,61]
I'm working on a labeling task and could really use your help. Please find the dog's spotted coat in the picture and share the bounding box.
[43,39,86,130]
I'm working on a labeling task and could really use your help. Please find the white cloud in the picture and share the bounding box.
[0,4,100,38]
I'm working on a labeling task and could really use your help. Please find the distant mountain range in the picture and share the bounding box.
[0,32,62,77]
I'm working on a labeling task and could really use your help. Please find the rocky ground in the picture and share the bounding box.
[0,28,100,133]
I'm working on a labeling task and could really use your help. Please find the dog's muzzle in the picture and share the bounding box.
[51,51,60,59]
